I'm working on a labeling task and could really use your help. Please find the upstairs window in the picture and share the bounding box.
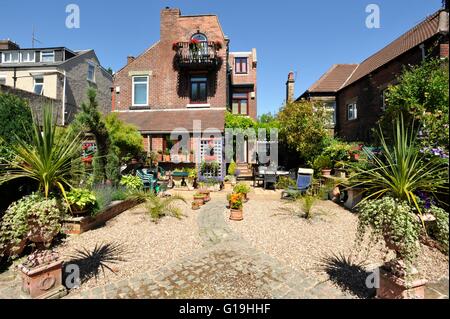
[132,76,149,106]
[21,51,35,63]
[235,57,248,74]
[41,50,55,63]
[232,92,249,115]
[87,63,95,82]
[2,51,20,63]
[190,76,207,103]
[33,77,44,95]
[347,103,358,121]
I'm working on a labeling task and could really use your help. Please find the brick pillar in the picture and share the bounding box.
[286,71,295,104]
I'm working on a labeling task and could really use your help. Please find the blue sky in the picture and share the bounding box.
[0,0,443,116]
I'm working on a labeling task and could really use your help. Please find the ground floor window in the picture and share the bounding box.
[232,92,249,115]
[33,77,44,95]
[347,103,357,121]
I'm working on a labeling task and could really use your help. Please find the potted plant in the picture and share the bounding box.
[197,185,211,202]
[334,161,347,178]
[27,196,67,247]
[193,193,205,206]
[224,175,233,191]
[226,193,232,209]
[191,201,201,210]
[313,155,332,176]
[66,188,97,216]
[227,161,237,185]
[164,148,171,162]
[189,149,195,163]
[157,150,163,162]
[350,149,361,161]
[229,193,244,221]
[233,182,251,202]
[17,250,65,299]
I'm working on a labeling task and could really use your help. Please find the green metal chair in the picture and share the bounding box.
[136,169,157,192]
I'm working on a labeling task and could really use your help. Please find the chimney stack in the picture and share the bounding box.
[127,56,135,64]
[0,39,20,50]
[286,71,295,103]
[160,7,181,42]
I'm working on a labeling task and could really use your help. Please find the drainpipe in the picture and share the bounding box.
[419,44,426,61]
[61,70,66,126]
[13,67,17,88]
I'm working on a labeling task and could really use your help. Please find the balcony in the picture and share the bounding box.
[174,41,221,70]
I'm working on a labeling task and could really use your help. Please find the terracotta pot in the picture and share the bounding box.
[191,202,201,210]
[27,222,58,245]
[70,205,89,216]
[377,266,427,299]
[331,186,340,198]
[322,169,332,176]
[157,154,163,162]
[19,259,64,299]
[193,197,204,206]
[229,208,243,221]
[164,155,171,162]
[352,153,360,161]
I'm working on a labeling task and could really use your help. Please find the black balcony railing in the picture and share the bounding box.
[174,42,220,69]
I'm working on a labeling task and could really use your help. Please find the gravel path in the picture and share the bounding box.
[226,198,449,293]
[55,199,202,292]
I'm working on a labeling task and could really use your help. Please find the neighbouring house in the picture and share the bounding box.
[113,7,258,170]
[0,40,113,125]
[296,9,449,142]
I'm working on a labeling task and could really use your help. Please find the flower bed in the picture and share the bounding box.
[62,199,141,235]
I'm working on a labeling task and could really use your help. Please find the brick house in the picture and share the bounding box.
[113,7,257,166]
[296,9,449,142]
[0,40,112,125]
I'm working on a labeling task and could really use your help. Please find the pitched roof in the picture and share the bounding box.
[342,10,442,88]
[306,64,359,93]
[116,108,225,133]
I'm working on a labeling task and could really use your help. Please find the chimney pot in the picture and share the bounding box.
[286,71,296,103]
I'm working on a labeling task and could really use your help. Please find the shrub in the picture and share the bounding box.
[299,194,317,219]
[120,175,143,191]
[228,161,237,176]
[276,176,296,189]
[313,155,332,171]
[66,188,97,211]
[91,185,114,215]
[0,193,67,256]
[356,197,421,266]
[233,182,250,195]
[428,206,449,254]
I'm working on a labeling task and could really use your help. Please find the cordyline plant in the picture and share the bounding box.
[0,105,83,199]
[350,114,448,224]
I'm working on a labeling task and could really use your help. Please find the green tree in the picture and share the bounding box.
[71,89,110,184]
[277,100,329,163]
[105,113,144,162]
[378,58,449,150]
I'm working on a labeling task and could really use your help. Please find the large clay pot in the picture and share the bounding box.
[191,202,201,210]
[229,209,243,221]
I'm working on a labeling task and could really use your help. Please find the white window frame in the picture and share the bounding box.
[324,101,336,126]
[21,51,35,63]
[2,51,20,64]
[87,62,96,82]
[40,50,55,63]
[132,75,149,107]
[33,76,44,95]
[347,103,358,121]
[381,89,388,111]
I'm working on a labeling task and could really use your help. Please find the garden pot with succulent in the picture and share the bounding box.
[229,193,244,221]
[198,189,211,202]
[66,188,97,216]
[18,250,66,299]
[191,201,201,210]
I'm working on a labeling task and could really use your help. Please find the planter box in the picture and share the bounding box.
[62,199,141,235]
[19,260,66,299]
[377,267,427,299]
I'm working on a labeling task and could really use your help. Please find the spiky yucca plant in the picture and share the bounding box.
[351,115,448,221]
[0,105,82,198]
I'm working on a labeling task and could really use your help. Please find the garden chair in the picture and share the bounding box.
[263,171,277,190]
[253,166,264,187]
[281,168,314,200]
[136,169,157,192]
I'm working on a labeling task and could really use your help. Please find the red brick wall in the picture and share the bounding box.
[229,52,258,119]
[440,43,449,58]
[336,39,442,142]
[113,9,228,111]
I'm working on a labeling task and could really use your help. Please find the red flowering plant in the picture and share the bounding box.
[230,193,243,210]
[189,38,201,52]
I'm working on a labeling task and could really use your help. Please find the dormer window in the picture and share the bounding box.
[41,50,55,63]
[21,51,35,63]
[2,51,20,63]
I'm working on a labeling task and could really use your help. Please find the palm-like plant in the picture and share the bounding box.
[0,105,82,198]
[351,115,448,221]
[130,191,187,223]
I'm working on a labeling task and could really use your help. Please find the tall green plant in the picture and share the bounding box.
[0,105,82,198]
[351,115,448,219]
